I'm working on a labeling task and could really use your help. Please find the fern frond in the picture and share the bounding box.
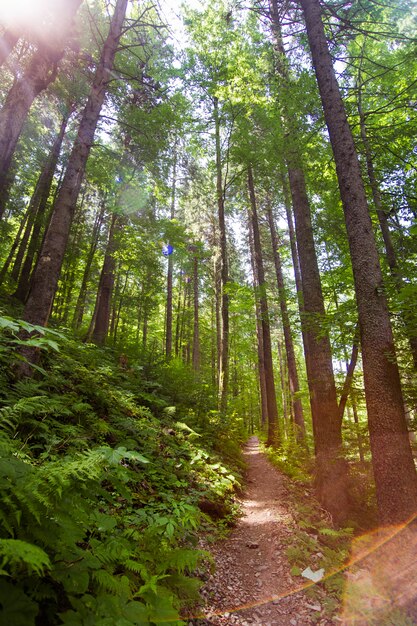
[92,569,130,596]
[0,539,51,576]
[162,548,208,574]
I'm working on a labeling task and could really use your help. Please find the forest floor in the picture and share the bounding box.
[196,436,337,626]
[194,437,417,626]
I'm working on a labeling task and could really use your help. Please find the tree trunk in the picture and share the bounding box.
[72,202,106,329]
[23,0,128,332]
[0,0,82,214]
[300,0,417,524]
[91,213,119,345]
[248,165,280,446]
[214,97,229,413]
[281,172,311,377]
[13,112,70,299]
[277,338,289,434]
[357,77,417,370]
[269,0,349,521]
[0,206,30,284]
[351,393,365,464]
[288,164,349,518]
[192,253,200,372]
[174,272,183,357]
[248,213,268,429]
[165,146,177,358]
[0,162,17,220]
[338,324,360,422]
[266,199,306,442]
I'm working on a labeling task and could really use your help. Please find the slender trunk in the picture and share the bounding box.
[91,214,119,345]
[72,202,106,328]
[185,280,192,366]
[214,97,229,413]
[0,207,30,284]
[112,269,130,344]
[0,0,82,213]
[142,305,148,350]
[215,253,222,380]
[282,172,311,376]
[109,272,120,344]
[248,165,280,446]
[0,30,19,67]
[174,273,183,356]
[266,199,306,442]
[277,339,289,434]
[165,147,177,358]
[0,163,17,221]
[60,267,76,325]
[248,213,268,429]
[23,0,128,334]
[300,0,417,524]
[13,112,70,298]
[211,295,217,388]
[192,253,200,372]
[338,324,360,422]
[351,394,365,464]
[11,202,37,283]
[288,164,348,516]
[178,279,189,359]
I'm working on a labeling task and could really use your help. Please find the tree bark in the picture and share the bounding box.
[23,0,128,332]
[165,145,177,358]
[277,338,289,432]
[91,213,119,345]
[248,213,268,429]
[288,164,349,518]
[266,199,306,442]
[72,202,106,329]
[248,165,280,446]
[300,0,417,524]
[192,252,200,372]
[357,77,417,370]
[214,97,229,413]
[269,0,349,521]
[0,206,30,284]
[338,324,360,423]
[13,111,70,299]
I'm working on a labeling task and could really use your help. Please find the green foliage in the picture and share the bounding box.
[0,319,242,625]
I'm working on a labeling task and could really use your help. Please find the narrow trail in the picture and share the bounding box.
[199,436,336,626]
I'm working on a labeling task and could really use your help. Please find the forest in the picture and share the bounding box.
[0,0,416,623]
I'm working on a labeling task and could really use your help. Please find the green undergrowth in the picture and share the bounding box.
[0,316,245,625]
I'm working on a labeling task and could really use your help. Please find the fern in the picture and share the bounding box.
[92,569,130,596]
[0,539,51,576]
[162,548,208,574]
[0,315,242,624]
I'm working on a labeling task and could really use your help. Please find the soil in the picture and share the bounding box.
[196,436,337,626]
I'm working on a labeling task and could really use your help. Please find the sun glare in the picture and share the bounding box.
[0,0,73,45]
[0,0,46,30]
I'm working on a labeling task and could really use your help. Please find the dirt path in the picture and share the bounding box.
[198,437,336,626]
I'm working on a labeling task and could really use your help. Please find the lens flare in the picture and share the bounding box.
[0,0,46,31]
[187,517,417,623]
[0,0,77,46]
